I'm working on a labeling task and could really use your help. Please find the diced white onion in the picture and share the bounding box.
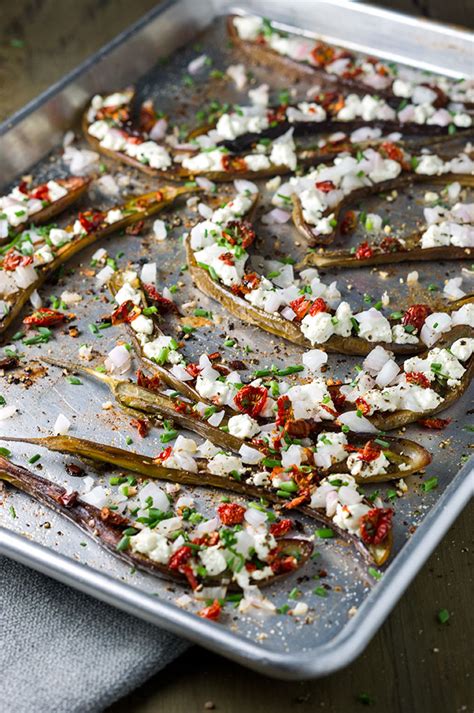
[443,277,465,300]
[261,208,291,224]
[153,219,167,241]
[195,176,216,192]
[338,411,378,433]
[29,290,42,309]
[244,507,267,527]
[239,444,264,464]
[302,349,328,372]
[95,265,115,287]
[0,404,17,421]
[195,516,219,534]
[375,359,399,387]
[194,586,228,601]
[138,482,170,511]
[281,306,296,321]
[53,413,71,435]
[198,203,213,219]
[363,346,392,373]
[208,410,225,426]
[233,179,258,194]
[140,262,157,285]
[105,345,131,375]
[80,485,107,508]
[149,118,168,141]
[188,54,208,75]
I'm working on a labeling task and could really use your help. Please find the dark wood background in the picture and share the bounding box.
[1,2,472,712]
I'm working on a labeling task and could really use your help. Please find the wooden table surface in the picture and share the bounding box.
[1,2,472,712]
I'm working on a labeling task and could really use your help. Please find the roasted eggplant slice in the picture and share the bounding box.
[0,177,90,245]
[0,455,312,590]
[292,172,474,247]
[0,185,198,337]
[302,244,472,269]
[341,326,474,431]
[0,436,394,566]
[226,14,472,116]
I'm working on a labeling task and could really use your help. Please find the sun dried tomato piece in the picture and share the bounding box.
[174,399,195,415]
[185,362,201,379]
[234,385,268,418]
[136,369,162,392]
[308,298,328,316]
[310,42,335,67]
[379,236,404,253]
[268,547,297,574]
[23,308,67,327]
[222,220,256,249]
[130,418,149,438]
[217,503,246,526]
[139,100,158,133]
[17,181,29,195]
[168,545,192,570]
[3,250,33,271]
[269,519,293,537]
[282,488,311,510]
[198,599,222,620]
[143,284,178,313]
[155,446,172,462]
[355,397,371,416]
[418,417,451,430]
[329,384,346,412]
[340,210,357,235]
[289,296,312,321]
[168,546,198,589]
[267,104,288,123]
[111,300,141,325]
[221,154,248,172]
[405,371,430,388]
[379,141,405,163]
[31,184,51,202]
[315,180,335,193]
[219,252,235,266]
[276,395,293,427]
[78,210,105,233]
[125,220,145,236]
[402,304,431,332]
[100,507,129,527]
[360,507,393,545]
[231,272,261,297]
[357,440,382,463]
[355,242,374,260]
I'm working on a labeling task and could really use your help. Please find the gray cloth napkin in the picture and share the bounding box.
[1,556,189,713]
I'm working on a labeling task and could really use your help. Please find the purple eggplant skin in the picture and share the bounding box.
[0,435,392,565]
[302,244,473,269]
[185,235,426,356]
[1,177,91,245]
[361,325,474,431]
[0,185,197,338]
[0,455,313,590]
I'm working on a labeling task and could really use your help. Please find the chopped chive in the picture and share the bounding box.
[28,454,41,464]
[313,586,327,597]
[116,535,130,551]
[67,376,82,385]
[315,528,334,539]
[437,608,450,624]
[422,476,438,492]
[368,567,382,580]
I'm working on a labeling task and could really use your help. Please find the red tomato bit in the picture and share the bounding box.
[360,507,393,545]
[198,599,222,621]
[23,308,67,327]
[217,503,246,526]
[402,304,432,332]
[418,417,451,430]
[234,385,268,418]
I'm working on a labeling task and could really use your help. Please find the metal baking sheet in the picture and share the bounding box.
[0,0,473,680]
